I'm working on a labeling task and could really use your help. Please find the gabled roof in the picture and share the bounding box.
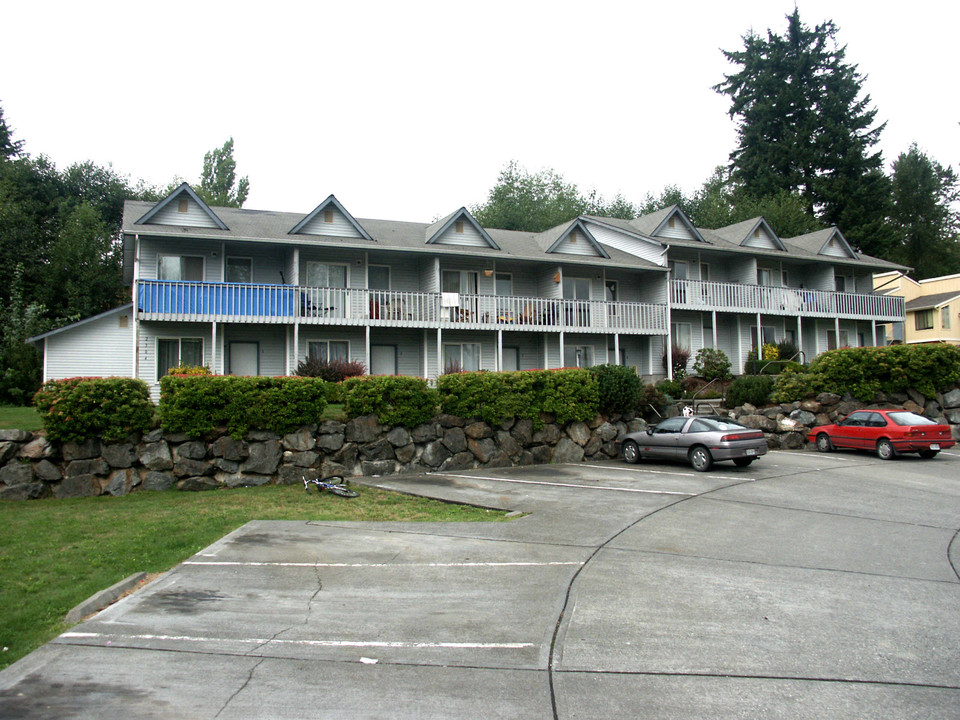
[135,183,228,230]
[630,205,706,243]
[426,207,500,250]
[711,217,786,251]
[27,304,133,345]
[785,227,857,259]
[536,218,609,258]
[904,291,960,312]
[289,194,373,240]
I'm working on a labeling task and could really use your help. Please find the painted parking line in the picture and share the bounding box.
[60,632,535,650]
[184,561,584,569]
[430,473,695,496]
[576,464,695,477]
[772,452,863,462]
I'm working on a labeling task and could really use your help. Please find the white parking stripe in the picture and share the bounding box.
[577,464,695,477]
[61,632,534,650]
[430,473,695,496]
[773,452,862,462]
[183,561,583,568]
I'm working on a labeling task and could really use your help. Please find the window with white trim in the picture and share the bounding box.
[225,257,252,283]
[915,309,934,331]
[157,338,203,377]
[307,340,349,362]
[671,322,692,351]
[159,255,203,282]
[942,305,951,330]
[306,262,347,288]
[444,343,481,372]
[563,345,595,368]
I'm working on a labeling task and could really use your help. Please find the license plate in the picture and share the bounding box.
[745,449,756,456]
[930,444,940,451]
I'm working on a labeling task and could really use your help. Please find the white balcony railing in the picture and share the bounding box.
[137,281,668,334]
[670,279,904,321]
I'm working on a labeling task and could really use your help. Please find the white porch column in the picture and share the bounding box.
[543,333,549,369]
[834,316,841,349]
[736,315,743,372]
[497,329,503,370]
[797,316,804,361]
[293,322,299,371]
[559,332,565,368]
[212,322,218,374]
[712,310,718,349]
[423,330,428,378]
[871,320,877,347]
[436,328,442,379]
[365,326,371,374]
[756,311,763,359]
[614,334,620,365]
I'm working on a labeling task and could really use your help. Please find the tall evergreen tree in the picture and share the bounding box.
[197,137,249,208]
[715,10,889,252]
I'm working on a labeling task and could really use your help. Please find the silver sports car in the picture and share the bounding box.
[617,416,769,471]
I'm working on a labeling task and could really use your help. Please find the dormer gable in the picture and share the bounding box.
[135,183,228,230]
[631,205,705,242]
[426,208,500,250]
[290,194,373,240]
[784,227,859,259]
[538,219,609,258]
[713,217,787,251]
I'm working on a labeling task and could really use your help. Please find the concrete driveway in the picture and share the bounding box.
[2,448,959,718]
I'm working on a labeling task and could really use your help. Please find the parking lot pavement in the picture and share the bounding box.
[2,449,959,718]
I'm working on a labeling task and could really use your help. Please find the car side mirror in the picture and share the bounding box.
[646,428,654,436]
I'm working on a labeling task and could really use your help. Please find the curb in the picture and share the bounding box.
[65,572,148,623]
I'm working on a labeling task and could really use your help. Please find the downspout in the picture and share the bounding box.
[132,233,140,381]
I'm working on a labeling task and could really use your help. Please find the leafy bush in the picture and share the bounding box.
[588,364,642,415]
[167,364,211,375]
[437,369,599,427]
[776,340,801,363]
[692,348,731,381]
[343,375,438,427]
[725,375,774,408]
[159,376,328,438]
[662,344,690,380]
[33,377,155,442]
[656,378,683,399]
[638,383,668,413]
[809,345,960,401]
[771,367,824,403]
[762,343,779,360]
[295,356,366,382]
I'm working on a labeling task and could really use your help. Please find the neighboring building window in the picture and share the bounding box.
[158,338,203,377]
[942,305,951,330]
[307,340,349,362]
[563,345,595,368]
[444,343,480,372]
[306,262,347,288]
[225,257,252,283]
[915,309,934,331]
[368,265,390,291]
[159,255,203,282]
[671,322,692,351]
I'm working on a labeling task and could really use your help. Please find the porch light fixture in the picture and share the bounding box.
[553,272,561,283]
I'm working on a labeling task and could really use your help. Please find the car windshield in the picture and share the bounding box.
[887,412,936,426]
[688,418,747,433]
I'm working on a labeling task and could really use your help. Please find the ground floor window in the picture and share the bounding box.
[563,345,595,368]
[444,343,481,373]
[750,325,776,349]
[826,329,850,350]
[158,338,203,377]
[671,322,692,351]
[914,309,934,331]
[307,340,349,362]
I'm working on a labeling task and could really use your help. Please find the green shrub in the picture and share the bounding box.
[692,348,732,381]
[295,356,366,382]
[771,367,824,403]
[343,375,438,427]
[159,376,327,438]
[167,364,211,375]
[809,345,960,401]
[662,344,690,380]
[776,340,801,363]
[588,364,642,415]
[725,375,774,408]
[542,368,599,424]
[33,377,155,443]
[656,378,682,400]
[638,383,668,413]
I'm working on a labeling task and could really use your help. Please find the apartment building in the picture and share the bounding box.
[874,271,960,346]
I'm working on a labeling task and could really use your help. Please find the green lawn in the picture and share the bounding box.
[0,483,505,671]
[0,406,42,432]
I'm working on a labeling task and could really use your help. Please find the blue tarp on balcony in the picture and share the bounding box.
[138,282,295,317]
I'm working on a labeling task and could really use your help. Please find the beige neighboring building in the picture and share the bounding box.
[874,271,960,345]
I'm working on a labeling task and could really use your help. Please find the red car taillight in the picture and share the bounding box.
[721,432,763,442]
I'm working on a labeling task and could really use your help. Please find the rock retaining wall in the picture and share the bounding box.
[0,413,645,500]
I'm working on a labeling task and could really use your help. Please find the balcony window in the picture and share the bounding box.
[942,306,951,330]
[307,340,349,362]
[306,262,347,288]
[757,268,774,286]
[669,260,688,280]
[158,338,203,377]
[225,257,252,283]
[915,309,934,331]
[495,273,513,296]
[671,322,692,352]
[159,255,203,282]
[368,265,390,291]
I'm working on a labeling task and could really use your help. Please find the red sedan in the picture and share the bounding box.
[809,409,955,460]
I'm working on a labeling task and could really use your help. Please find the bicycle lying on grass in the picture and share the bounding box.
[303,475,359,498]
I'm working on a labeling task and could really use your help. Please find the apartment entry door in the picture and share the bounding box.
[229,342,259,376]
[370,345,397,376]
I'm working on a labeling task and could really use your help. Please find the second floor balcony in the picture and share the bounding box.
[137,280,668,334]
[671,279,904,322]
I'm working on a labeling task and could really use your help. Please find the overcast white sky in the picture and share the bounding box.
[3,1,957,223]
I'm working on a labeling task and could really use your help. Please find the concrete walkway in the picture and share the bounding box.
[2,449,959,718]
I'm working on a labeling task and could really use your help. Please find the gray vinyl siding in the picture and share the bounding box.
[805,266,835,291]
[382,259,420,293]
[420,258,439,294]
[140,238,220,282]
[296,207,365,238]
[509,271,539,298]
[431,222,488,248]
[821,237,851,258]
[729,259,757,286]
[283,249,297,287]
[586,221,664,264]
[742,226,779,250]
[224,243,284,285]
[44,311,133,381]
[368,329,422,377]
[552,231,601,256]
[147,198,222,228]
[539,268,562,299]
[298,248,364,288]
[655,215,698,241]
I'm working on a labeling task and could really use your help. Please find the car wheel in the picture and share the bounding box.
[816,433,833,453]
[689,446,713,472]
[876,438,897,461]
[918,449,939,459]
[732,457,753,467]
[621,440,641,464]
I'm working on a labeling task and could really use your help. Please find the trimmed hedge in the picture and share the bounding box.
[33,377,155,443]
[342,375,438,427]
[588,364,642,415]
[159,375,328,438]
[726,375,774,408]
[437,369,599,427]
